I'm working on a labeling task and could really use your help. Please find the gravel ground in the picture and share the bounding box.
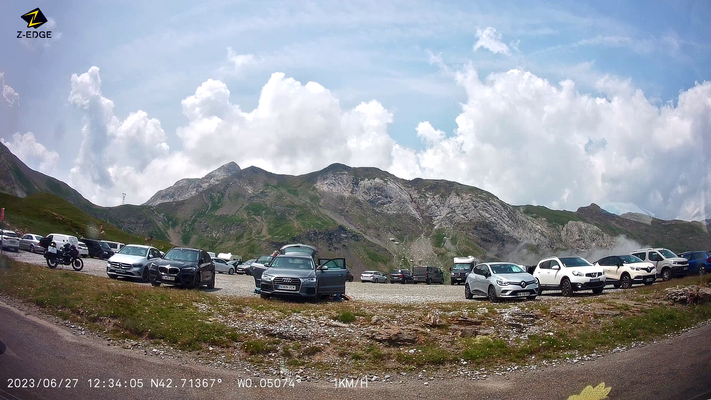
[2,249,625,304]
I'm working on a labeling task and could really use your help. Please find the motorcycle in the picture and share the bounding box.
[45,242,84,271]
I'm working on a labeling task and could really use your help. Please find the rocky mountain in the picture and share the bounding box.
[144,162,242,206]
[1,143,710,273]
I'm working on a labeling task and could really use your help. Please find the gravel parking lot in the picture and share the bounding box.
[3,249,626,304]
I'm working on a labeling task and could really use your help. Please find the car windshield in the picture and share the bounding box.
[659,249,677,258]
[619,255,643,264]
[256,255,274,264]
[490,264,525,274]
[164,248,199,262]
[559,257,592,267]
[119,246,148,257]
[269,257,314,270]
[99,241,112,250]
[214,259,226,264]
[453,263,472,271]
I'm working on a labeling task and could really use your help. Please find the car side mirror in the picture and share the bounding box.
[318,265,329,271]
[552,265,560,270]
[199,258,205,264]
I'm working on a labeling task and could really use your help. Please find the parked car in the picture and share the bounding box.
[532,256,605,296]
[451,256,477,285]
[679,251,710,275]
[214,258,235,275]
[465,262,538,302]
[207,251,216,258]
[80,238,114,259]
[413,266,445,284]
[106,245,162,282]
[630,248,689,281]
[19,233,45,253]
[259,253,347,300]
[361,270,387,283]
[389,269,414,284]
[238,259,256,274]
[77,242,89,257]
[0,230,20,252]
[103,240,125,254]
[249,255,276,287]
[148,247,215,289]
[593,254,656,289]
[41,233,79,252]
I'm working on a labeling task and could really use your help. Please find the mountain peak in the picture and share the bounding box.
[143,161,241,206]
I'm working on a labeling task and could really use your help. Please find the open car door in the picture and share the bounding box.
[317,258,347,295]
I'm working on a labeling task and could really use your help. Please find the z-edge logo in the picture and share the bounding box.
[21,8,48,29]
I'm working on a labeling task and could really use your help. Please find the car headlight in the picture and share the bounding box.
[262,274,274,282]
[133,263,142,268]
[183,267,196,272]
[496,278,511,286]
[302,277,317,283]
[106,262,110,268]
[571,270,583,276]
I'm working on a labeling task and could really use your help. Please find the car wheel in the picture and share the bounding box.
[207,273,215,289]
[536,279,543,296]
[151,281,161,287]
[465,283,473,299]
[426,278,432,285]
[661,268,672,282]
[451,280,455,285]
[30,245,35,253]
[141,267,150,283]
[108,274,117,279]
[487,285,499,303]
[260,293,271,300]
[592,287,604,294]
[527,296,537,300]
[620,273,632,289]
[228,268,234,275]
[613,283,621,288]
[700,265,707,276]
[390,280,394,284]
[560,278,573,297]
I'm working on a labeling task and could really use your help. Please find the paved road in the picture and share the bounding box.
[1,300,710,400]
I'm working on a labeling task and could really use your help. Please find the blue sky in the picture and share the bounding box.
[1,0,710,221]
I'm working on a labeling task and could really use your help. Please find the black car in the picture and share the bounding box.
[389,269,414,284]
[148,247,215,289]
[80,238,114,259]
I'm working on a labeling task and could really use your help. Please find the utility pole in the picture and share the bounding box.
[122,193,126,205]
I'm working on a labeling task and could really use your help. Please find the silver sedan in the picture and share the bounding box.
[360,270,388,283]
[19,233,45,253]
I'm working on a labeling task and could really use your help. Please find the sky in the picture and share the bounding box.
[1,0,710,221]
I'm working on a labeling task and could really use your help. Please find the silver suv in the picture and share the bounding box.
[630,248,688,281]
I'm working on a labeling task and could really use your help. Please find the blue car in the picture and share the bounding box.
[680,251,710,275]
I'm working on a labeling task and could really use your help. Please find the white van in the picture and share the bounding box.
[46,233,79,249]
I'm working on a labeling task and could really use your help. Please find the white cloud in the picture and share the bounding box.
[473,27,510,55]
[409,66,711,221]
[0,132,59,173]
[66,67,173,206]
[1,72,20,107]
[222,47,259,76]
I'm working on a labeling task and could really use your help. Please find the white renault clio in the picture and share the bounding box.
[533,256,605,297]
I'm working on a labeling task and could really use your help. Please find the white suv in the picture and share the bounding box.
[593,254,656,289]
[630,248,688,281]
[533,256,605,296]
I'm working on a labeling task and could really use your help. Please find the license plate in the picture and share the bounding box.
[683,267,688,270]
[48,247,57,254]
[277,284,297,291]
[162,275,175,281]
[590,278,600,282]
[517,292,528,297]
[644,277,654,282]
